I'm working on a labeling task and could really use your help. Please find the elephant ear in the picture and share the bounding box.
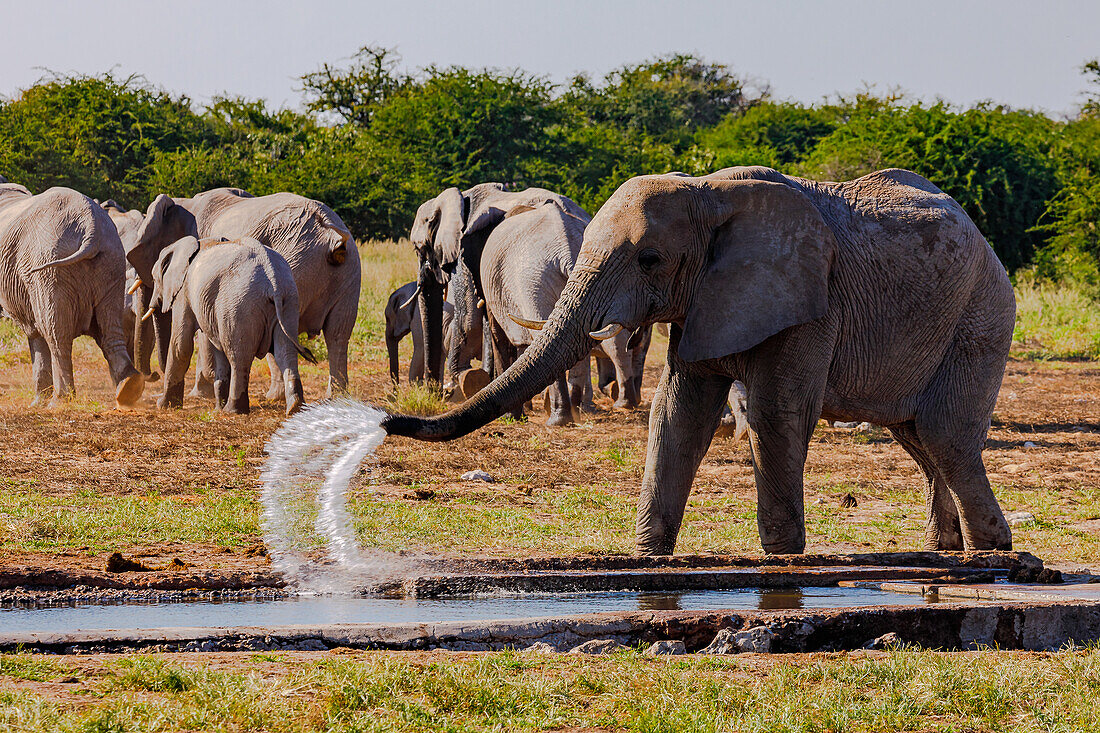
[127,194,198,283]
[429,187,466,279]
[678,180,837,362]
[153,236,201,313]
[461,183,511,236]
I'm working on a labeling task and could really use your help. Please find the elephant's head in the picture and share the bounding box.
[147,235,201,317]
[383,173,836,439]
[407,183,509,384]
[126,194,199,286]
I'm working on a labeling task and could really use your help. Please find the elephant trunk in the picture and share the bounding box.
[383,271,604,441]
[418,269,445,384]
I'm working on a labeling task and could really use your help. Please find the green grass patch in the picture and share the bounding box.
[384,381,449,417]
[6,649,1100,731]
[0,490,259,553]
[1013,277,1100,359]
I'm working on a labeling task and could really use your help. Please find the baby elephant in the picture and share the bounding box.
[147,236,315,415]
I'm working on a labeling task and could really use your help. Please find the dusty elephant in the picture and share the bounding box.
[384,166,1015,555]
[384,280,458,384]
[408,183,645,425]
[122,188,358,399]
[147,236,314,416]
[101,199,159,382]
[0,183,144,407]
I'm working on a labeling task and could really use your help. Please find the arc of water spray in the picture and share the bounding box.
[260,399,412,594]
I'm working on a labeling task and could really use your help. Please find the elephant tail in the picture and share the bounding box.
[28,232,100,273]
[272,291,317,365]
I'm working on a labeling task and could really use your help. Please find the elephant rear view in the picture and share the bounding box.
[0,182,144,407]
[124,188,359,399]
[148,236,315,416]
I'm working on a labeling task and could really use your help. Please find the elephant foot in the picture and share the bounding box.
[286,396,304,416]
[223,395,250,415]
[578,400,601,414]
[265,385,285,402]
[157,382,185,409]
[613,398,638,410]
[31,391,52,408]
[189,382,215,400]
[144,371,161,384]
[761,537,806,555]
[544,412,574,428]
[114,372,146,409]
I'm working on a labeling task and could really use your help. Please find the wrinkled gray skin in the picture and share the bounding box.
[101,200,159,383]
[149,236,313,416]
[0,184,144,406]
[122,188,358,400]
[440,257,486,397]
[409,184,646,425]
[384,280,457,383]
[384,166,1015,556]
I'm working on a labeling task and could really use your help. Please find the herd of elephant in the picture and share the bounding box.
[0,165,1018,558]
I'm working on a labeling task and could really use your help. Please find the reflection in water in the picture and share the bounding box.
[757,588,804,610]
[637,592,683,612]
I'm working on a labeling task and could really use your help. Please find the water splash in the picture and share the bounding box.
[260,398,415,593]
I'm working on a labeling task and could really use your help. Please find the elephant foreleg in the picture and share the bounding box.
[28,335,52,405]
[544,372,574,427]
[158,309,197,409]
[635,360,731,555]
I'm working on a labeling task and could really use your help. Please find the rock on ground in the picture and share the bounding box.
[701,626,774,654]
[862,632,903,650]
[569,639,626,654]
[644,640,686,656]
[522,641,558,654]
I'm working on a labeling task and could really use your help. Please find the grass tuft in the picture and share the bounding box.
[385,381,449,416]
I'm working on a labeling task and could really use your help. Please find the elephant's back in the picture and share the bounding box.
[481,204,580,345]
[819,172,1014,418]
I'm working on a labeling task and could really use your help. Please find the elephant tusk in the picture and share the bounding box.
[127,279,143,295]
[141,306,156,322]
[399,284,421,310]
[589,323,624,340]
[476,298,485,310]
[508,313,545,330]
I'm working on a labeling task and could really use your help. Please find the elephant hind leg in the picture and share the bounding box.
[42,334,76,406]
[223,350,252,415]
[212,347,231,410]
[889,421,963,550]
[913,367,1010,551]
[189,335,217,399]
[264,353,285,402]
[28,335,53,405]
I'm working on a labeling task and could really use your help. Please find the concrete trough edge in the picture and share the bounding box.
[4,599,1100,654]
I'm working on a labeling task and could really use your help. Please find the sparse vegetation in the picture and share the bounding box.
[6,648,1100,732]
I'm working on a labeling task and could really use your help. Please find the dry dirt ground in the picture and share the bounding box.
[2,324,1099,574]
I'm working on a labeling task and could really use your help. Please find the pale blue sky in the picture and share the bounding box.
[1,0,1096,116]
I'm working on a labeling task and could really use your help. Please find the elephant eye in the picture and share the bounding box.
[638,249,661,273]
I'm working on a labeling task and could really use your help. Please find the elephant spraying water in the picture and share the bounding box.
[384,166,1015,556]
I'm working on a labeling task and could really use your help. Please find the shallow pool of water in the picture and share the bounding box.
[1,586,934,634]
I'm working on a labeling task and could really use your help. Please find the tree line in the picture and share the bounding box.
[1,49,1098,285]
